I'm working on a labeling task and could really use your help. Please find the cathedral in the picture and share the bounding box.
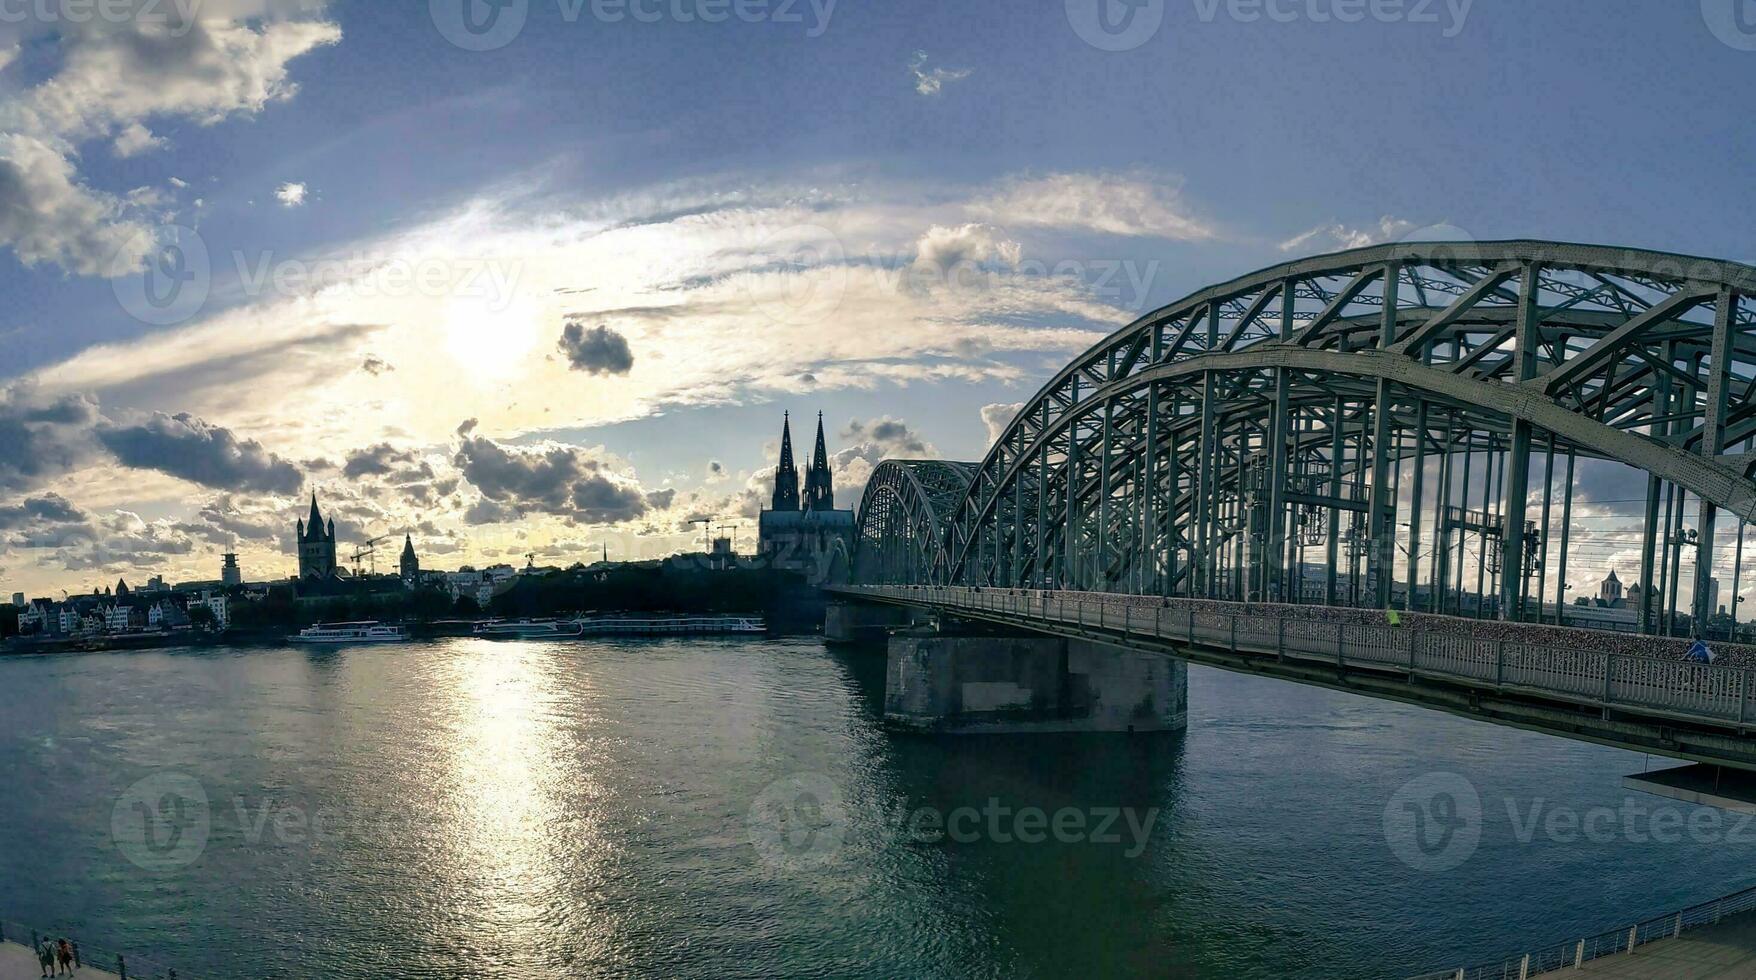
[758,412,855,583]
[297,494,339,580]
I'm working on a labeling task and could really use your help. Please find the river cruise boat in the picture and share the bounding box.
[288,622,410,644]
[574,614,766,636]
[472,618,584,639]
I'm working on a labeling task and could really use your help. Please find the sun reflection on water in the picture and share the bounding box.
[431,640,615,970]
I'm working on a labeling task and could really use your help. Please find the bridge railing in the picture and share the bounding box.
[0,918,186,978]
[845,586,1756,732]
[1405,879,1756,979]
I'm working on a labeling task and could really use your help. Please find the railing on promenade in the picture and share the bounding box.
[1405,880,1756,979]
[0,918,185,979]
[842,585,1756,733]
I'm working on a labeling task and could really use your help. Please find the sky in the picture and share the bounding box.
[0,0,1752,598]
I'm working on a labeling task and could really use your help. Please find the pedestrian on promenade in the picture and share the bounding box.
[36,941,54,977]
[56,938,73,975]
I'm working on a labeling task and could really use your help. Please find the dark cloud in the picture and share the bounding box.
[361,356,394,376]
[456,418,479,438]
[0,387,101,491]
[0,493,86,531]
[455,437,650,524]
[842,416,928,455]
[558,322,635,376]
[464,498,519,525]
[342,443,434,483]
[1572,459,1650,506]
[97,412,304,493]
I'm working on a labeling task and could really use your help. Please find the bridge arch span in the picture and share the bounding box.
[857,241,1756,629]
[851,459,977,586]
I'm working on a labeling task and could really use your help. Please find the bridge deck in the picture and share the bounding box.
[833,586,1756,770]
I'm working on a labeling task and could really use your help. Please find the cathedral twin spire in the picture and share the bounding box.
[770,412,835,513]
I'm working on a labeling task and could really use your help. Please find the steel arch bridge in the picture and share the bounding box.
[852,240,1756,634]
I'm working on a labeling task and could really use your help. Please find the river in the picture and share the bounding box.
[0,637,1750,978]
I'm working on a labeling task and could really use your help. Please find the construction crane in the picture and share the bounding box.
[351,534,394,577]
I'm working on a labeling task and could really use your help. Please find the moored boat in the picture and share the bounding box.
[288,622,410,644]
[472,618,585,639]
[573,614,766,636]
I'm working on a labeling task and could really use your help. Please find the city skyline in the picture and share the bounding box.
[0,3,1751,604]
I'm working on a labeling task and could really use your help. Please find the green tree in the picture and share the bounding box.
[188,604,218,632]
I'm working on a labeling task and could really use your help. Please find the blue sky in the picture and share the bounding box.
[0,0,1750,594]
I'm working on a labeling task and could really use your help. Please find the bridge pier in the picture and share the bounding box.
[824,600,918,644]
[884,628,1187,734]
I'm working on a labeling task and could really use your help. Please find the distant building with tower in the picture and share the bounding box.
[400,534,420,583]
[1600,569,1623,605]
[297,494,338,580]
[221,553,242,586]
[758,412,855,584]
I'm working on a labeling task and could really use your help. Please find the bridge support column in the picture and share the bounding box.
[884,632,1187,734]
[824,601,917,645]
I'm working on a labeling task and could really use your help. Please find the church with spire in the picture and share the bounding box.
[297,494,339,580]
[758,411,856,583]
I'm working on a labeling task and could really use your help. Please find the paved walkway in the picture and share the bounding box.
[1579,914,1756,978]
[0,942,119,980]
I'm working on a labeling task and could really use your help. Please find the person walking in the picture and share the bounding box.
[56,938,73,975]
[36,941,54,977]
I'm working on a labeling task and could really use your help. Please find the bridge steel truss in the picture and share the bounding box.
[853,241,1756,633]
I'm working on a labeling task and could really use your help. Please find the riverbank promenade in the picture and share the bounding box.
[0,941,121,980]
[1575,911,1756,977]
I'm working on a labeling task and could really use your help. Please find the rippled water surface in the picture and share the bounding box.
[1,637,1753,978]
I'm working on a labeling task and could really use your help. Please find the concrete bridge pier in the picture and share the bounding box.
[883,626,1187,734]
[824,600,920,644]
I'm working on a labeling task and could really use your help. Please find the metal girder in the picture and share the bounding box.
[850,242,1756,635]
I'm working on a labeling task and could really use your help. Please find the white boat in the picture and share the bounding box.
[472,618,584,639]
[288,622,410,644]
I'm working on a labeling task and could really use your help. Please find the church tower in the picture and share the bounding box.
[771,412,800,512]
[803,412,834,512]
[400,534,419,583]
[296,494,338,579]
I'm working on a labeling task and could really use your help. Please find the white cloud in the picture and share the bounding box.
[980,402,1024,444]
[112,122,167,158]
[912,223,1021,274]
[0,5,340,276]
[969,171,1215,240]
[275,182,308,207]
[909,50,973,96]
[30,171,1142,459]
[1279,215,1417,253]
[0,133,154,276]
[10,167,1219,590]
